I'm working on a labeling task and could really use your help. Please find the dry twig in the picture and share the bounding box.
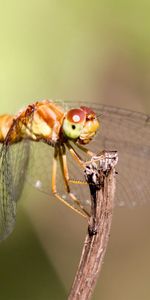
[68,152,118,300]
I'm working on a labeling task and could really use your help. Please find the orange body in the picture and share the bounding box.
[0,100,65,144]
[0,100,99,145]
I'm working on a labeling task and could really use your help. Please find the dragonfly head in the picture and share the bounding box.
[62,106,100,144]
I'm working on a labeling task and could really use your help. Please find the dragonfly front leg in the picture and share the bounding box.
[66,141,104,166]
[75,142,107,164]
[52,147,89,218]
[59,145,90,218]
[74,142,96,157]
[66,141,85,169]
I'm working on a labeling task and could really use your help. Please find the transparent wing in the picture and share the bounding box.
[0,140,30,240]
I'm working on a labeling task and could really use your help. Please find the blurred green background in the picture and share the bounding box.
[0,1,150,299]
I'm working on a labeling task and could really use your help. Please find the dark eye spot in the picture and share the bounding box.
[72,124,76,130]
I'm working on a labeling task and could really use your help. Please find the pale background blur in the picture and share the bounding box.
[0,1,150,300]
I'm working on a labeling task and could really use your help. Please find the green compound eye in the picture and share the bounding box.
[62,108,86,139]
[63,119,84,139]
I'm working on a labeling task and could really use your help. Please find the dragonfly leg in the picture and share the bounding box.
[52,147,89,218]
[66,141,105,166]
[65,141,92,185]
[59,145,90,218]
[68,179,87,185]
[66,141,85,168]
[74,142,109,165]
[74,142,96,157]
[75,143,107,164]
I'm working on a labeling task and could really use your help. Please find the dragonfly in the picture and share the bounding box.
[0,100,150,241]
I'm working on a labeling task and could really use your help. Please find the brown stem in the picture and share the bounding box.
[68,160,117,300]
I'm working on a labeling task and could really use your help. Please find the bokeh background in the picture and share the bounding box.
[0,1,150,299]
